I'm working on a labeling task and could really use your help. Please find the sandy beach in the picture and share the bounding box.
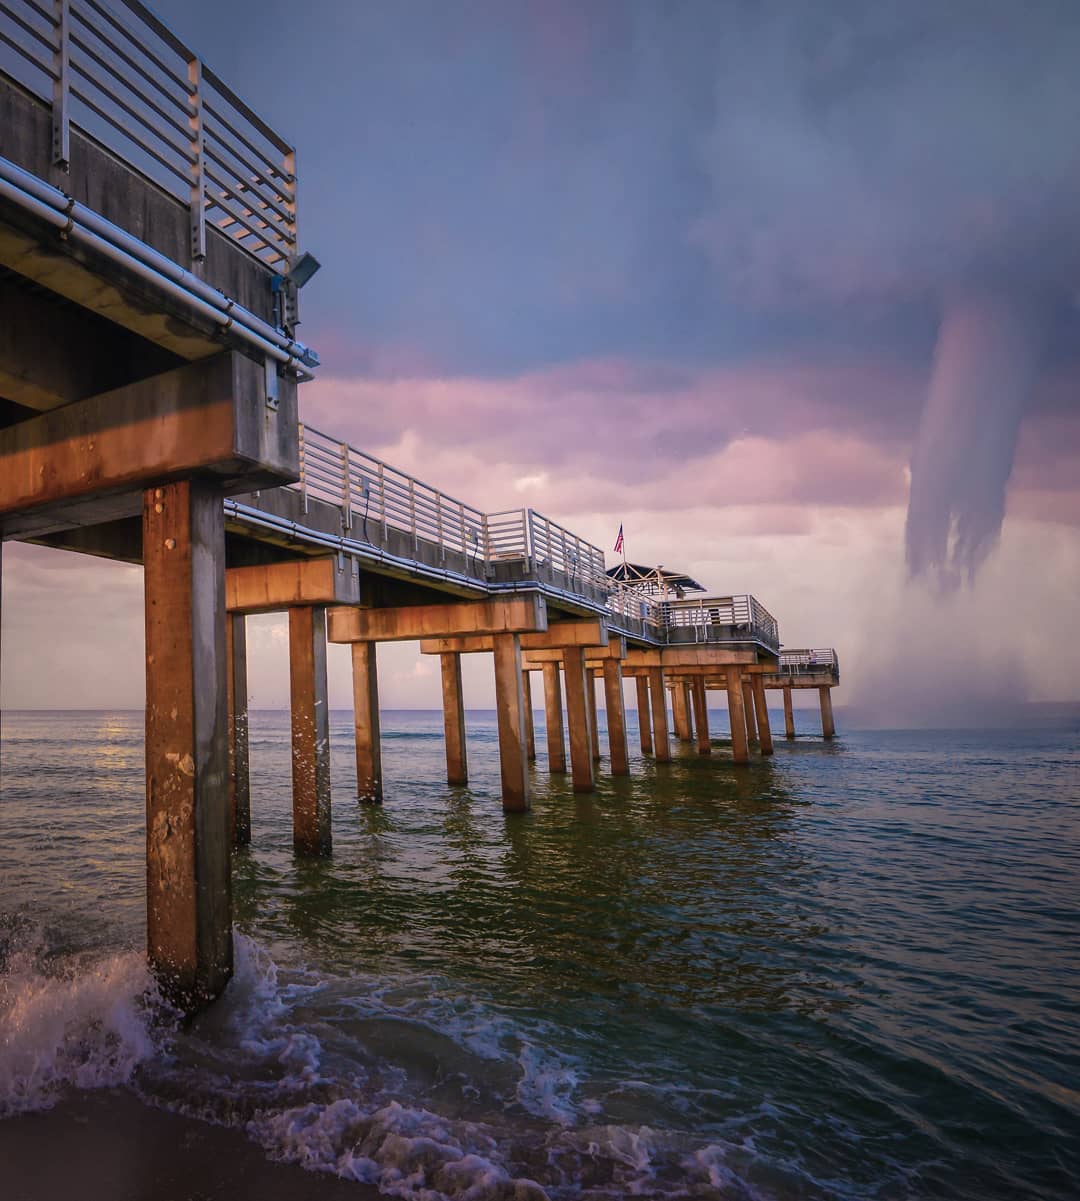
[3,1090,381,1201]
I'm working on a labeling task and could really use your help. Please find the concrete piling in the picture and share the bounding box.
[691,677,711,755]
[492,633,529,811]
[783,685,795,739]
[351,641,383,803]
[562,647,596,792]
[289,606,332,856]
[225,612,250,847]
[602,658,630,775]
[726,667,750,765]
[542,661,567,773]
[440,651,468,786]
[819,686,836,739]
[635,675,653,755]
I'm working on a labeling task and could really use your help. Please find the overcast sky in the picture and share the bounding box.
[3,0,1079,721]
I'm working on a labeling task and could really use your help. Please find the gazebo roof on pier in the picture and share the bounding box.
[606,562,706,597]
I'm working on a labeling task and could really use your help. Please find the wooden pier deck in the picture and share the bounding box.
[0,0,839,1010]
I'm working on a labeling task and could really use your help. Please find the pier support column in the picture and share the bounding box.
[743,680,759,745]
[352,641,382,803]
[225,613,251,847]
[602,659,630,775]
[143,479,231,1010]
[691,678,711,755]
[522,670,536,762]
[440,651,468,786]
[562,647,595,792]
[493,634,529,811]
[783,686,795,740]
[588,669,602,762]
[289,606,332,856]
[542,661,567,773]
[635,676,653,755]
[751,675,774,756]
[819,686,836,739]
[671,684,689,741]
[648,667,672,762]
[726,667,750,765]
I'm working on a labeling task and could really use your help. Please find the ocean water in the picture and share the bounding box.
[0,707,1078,1200]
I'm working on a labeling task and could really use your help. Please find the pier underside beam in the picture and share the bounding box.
[329,595,546,644]
[751,676,774,755]
[493,633,530,811]
[542,662,567,773]
[602,658,630,775]
[420,618,606,656]
[649,667,672,762]
[783,686,795,739]
[726,668,750,765]
[226,613,251,847]
[143,478,231,1011]
[635,676,653,755]
[289,606,332,856]
[562,647,595,792]
[227,556,361,614]
[819,686,836,739]
[351,641,382,803]
[440,652,468,786]
[0,352,298,539]
[692,678,711,755]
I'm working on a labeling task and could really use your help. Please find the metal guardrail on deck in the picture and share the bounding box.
[0,0,296,266]
[779,648,839,675]
[294,425,781,647]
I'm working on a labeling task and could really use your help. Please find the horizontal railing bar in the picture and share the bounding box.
[204,170,291,248]
[70,84,192,184]
[202,99,292,184]
[0,24,56,76]
[208,199,287,257]
[70,28,193,146]
[71,3,193,117]
[82,0,192,96]
[70,57,194,167]
[203,144,293,226]
[201,62,293,157]
[22,0,55,24]
[202,128,294,212]
[0,1,54,52]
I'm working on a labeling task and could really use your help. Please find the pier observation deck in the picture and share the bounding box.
[0,0,839,1011]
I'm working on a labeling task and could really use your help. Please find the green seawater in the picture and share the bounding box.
[1,708,1078,1199]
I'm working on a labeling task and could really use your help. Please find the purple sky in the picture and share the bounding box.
[3,0,1079,719]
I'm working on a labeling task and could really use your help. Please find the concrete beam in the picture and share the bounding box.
[227,556,361,614]
[419,618,608,656]
[0,352,298,538]
[329,595,547,643]
[522,635,626,666]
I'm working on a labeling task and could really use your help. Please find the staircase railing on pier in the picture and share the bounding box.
[0,0,296,266]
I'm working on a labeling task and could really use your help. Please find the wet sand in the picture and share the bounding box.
[3,1090,380,1201]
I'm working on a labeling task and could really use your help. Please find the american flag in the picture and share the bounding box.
[614,524,624,555]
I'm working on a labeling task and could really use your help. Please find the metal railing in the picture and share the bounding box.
[0,0,296,267]
[292,426,783,645]
[779,648,839,674]
[664,594,781,651]
[298,424,487,565]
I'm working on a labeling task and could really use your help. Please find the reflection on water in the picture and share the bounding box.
[1,709,1079,1199]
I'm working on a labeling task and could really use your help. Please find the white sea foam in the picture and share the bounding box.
[0,937,170,1117]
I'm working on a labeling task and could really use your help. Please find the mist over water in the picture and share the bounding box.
[2,709,1078,1199]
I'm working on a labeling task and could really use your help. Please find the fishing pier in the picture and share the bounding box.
[0,1,838,1010]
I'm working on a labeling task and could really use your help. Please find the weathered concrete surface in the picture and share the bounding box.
[726,668,750,765]
[635,675,653,755]
[691,678,711,756]
[492,633,529,811]
[351,642,382,803]
[673,683,692,742]
[329,595,547,643]
[440,651,468,786]
[227,556,361,614]
[648,667,671,763]
[143,479,231,1010]
[602,659,630,775]
[0,76,279,357]
[751,675,774,756]
[289,606,332,856]
[562,646,595,793]
[783,686,795,739]
[743,681,758,745]
[0,352,298,539]
[420,618,608,656]
[820,686,836,739]
[587,669,602,762]
[542,661,567,773]
[522,669,537,762]
[226,613,251,847]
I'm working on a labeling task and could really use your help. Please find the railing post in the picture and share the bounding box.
[187,55,206,262]
[459,502,467,555]
[341,444,352,531]
[378,463,387,541]
[436,491,445,562]
[298,422,308,513]
[51,0,70,170]
[282,147,297,257]
[482,515,492,570]
[408,478,418,553]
